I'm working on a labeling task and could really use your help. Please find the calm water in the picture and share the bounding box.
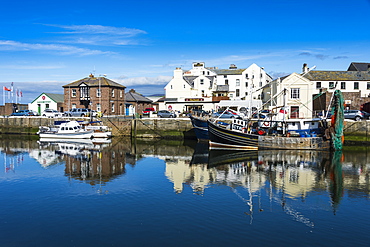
[0,137,369,247]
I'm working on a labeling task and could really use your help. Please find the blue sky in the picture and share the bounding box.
[1,0,370,103]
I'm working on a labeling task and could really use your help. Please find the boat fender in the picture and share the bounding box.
[325,128,331,139]
[258,130,265,135]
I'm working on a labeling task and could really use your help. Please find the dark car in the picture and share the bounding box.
[317,111,333,118]
[211,111,242,119]
[192,109,209,117]
[157,110,177,118]
[343,110,370,121]
[10,110,36,116]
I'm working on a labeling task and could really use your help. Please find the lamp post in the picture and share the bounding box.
[98,74,106,117]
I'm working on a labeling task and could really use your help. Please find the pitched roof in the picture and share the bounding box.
[30,93,64,104]
[210,68,246,75]
[347,62,370,71]
[125,91,153,103]
[63,74,126,88]
[215,85,229,91]
[303,70,370,81]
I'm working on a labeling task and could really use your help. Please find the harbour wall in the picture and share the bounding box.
[0,117,196,140]
[1,116,370,143]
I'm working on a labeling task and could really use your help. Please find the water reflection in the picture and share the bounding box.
[1,137,369,205]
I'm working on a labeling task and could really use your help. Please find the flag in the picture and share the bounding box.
[3,86,11,91]
[20,90,23,97]
[279,107,288,114]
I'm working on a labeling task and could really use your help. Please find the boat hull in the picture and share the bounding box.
[189,115,209,140]
[39,130,94,139]
[208,120,331,150]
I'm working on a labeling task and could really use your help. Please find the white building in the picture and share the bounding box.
[28,93,64,115]
[263,63,370,118]
[163,62,272,113]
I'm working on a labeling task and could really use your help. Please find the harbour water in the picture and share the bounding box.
[1,137,369,247]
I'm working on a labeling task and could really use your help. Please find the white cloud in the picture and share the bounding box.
[116,75,172,86]
[0,40,113,56]
[45,24,147,46]
[51,24,147,37]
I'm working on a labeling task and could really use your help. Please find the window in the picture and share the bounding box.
[236,79,240,86]
[72,103,76,109]
[236,89,240,97]
[224,75,227,78]
[367,82,370,90]
[97,103,101,112]
[245,73,248,79]
[316,82,321,89]
[111,89,115,97]
[341,82,346,90]
[96,88,101,97]
[202,90,205,97]
[225,79,229,85]
[245,82,248,87]
[184,84,185,88]
[171,85,173,89]
[72,89,77,97]
[259,81,262,87]
[80,86,89,99]
[46,104,49,109]
[354,82,359,90]
[329,82,335,89]
[120,90,123,98]
[291,88,300,99]
[111,103,115,112]
[200,79,204,85]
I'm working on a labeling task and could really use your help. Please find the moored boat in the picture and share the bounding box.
[37,121,94,139]
[80,121,112,138]
[208,90,344,151]
[189,114,209,141]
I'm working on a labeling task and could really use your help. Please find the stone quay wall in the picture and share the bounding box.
[0,117,196,140]
[1,116,370,142]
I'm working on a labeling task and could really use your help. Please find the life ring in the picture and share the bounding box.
[263,121,270,127]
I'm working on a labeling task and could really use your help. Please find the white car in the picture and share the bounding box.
[41,109,62,118]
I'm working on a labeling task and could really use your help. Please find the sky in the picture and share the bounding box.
[1,0,370,103]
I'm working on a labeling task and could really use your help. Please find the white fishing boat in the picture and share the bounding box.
[37,121,94,139]
[80,121,112,138]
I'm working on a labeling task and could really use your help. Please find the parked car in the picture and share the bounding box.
[41,109,63,118]
[143,107,156,116]
[157,110,177,118]
[10,110,36,116]
[317,110,333,118]
[192,109,209,117]
[343,110,370,121]
[63,108,97,117]
[211,111,242,119]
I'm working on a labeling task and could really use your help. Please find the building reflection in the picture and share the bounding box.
[0,137,369,203]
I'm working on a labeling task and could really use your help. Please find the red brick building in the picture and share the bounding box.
[63,74,126,115]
